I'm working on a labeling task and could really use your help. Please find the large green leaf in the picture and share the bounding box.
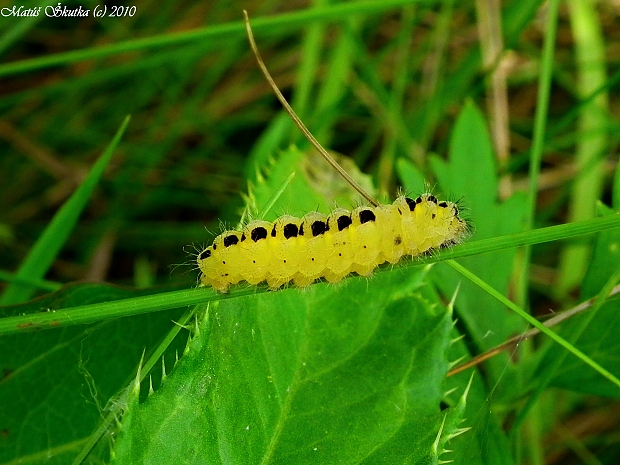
[111,270,465,464]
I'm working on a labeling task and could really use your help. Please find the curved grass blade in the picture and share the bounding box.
[0,0,417,78]
[0,213,618,336]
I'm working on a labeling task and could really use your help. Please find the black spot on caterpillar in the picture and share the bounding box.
[223,235,239,247]
[251,227,267,242]
[198,194,468,292]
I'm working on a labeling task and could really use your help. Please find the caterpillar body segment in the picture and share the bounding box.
[197,194,467,293]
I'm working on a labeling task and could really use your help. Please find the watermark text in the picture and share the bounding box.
[1,3,137,18]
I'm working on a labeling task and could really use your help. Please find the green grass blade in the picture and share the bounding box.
[0,116,130,305]
[519,0,560,305]
[289,0,325,132]
[0,0,47,57]
[0,270,61,293]
[415,213,620,263]
[1,213,618,336]
[0,0,419,78]
[526,0,559,220]
[556,0,609,295]
[615,162,620,209]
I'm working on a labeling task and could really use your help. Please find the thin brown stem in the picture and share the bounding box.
[447,283,620,377]
[243,10,379,207]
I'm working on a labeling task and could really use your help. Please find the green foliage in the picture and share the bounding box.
[436,102,527,351]
[112,271,461,464]
[540,214,620,398]
[1,1,620,464]
[0,118,130,305]
[0,282,187,465]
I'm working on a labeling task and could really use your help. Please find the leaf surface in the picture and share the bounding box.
[112,270,462,464]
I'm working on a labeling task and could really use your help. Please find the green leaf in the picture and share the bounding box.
[0,283,187,465]
[248,145,375,221]
[444,359,514,465]
[111,270,462,464]
[396,157,426,195]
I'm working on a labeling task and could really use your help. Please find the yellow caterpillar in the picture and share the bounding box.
[196,13,468,293]
[198,194,467,293]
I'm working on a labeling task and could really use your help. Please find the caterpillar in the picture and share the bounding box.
[198,194,467,293]
[196,12,469,293]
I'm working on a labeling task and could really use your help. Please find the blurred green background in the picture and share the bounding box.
[6,0,613,291]
[1,0,616,291]
[1,0,620,463]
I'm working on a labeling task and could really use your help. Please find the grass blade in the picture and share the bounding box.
[0,116,130,305]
